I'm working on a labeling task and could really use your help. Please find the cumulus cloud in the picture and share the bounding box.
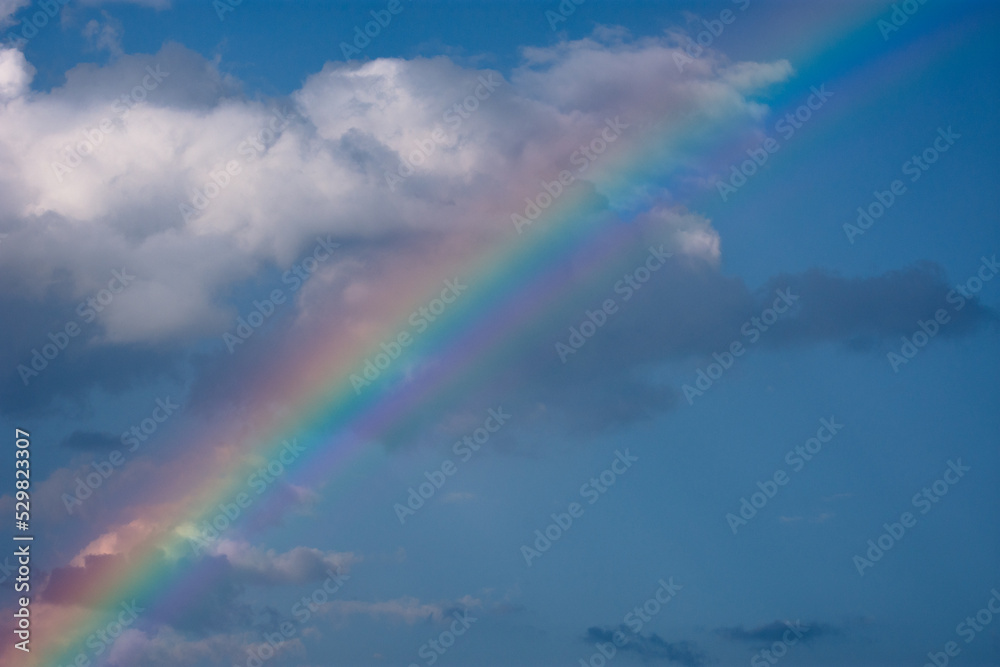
[40,522,356,608]
[210,540,358,586]
[0,27,806,420]
[0,31,785,343]
[515,32,791,119]
[68,517,158,566]
[0,46,33,101]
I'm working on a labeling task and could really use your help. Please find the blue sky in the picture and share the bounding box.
[0,1,998,666]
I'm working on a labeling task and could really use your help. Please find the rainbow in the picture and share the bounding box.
[32,2,966,664]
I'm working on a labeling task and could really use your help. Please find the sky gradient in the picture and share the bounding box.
[0,1,998,666]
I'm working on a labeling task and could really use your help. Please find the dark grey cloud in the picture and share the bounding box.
[0,325,185,418]
[585,625,706,666]
[717,619,840,644]
[759,261,995,351]
[372,238,996,453]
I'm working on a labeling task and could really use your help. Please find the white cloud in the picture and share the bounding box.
[322,594,482,625]
[103,627,303,667]
[70,517,158,566]
[82,11,125,58]
[211,539,359,585]
[0,0,29,28]
[0,46,33,102]
[0,32,792,345]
